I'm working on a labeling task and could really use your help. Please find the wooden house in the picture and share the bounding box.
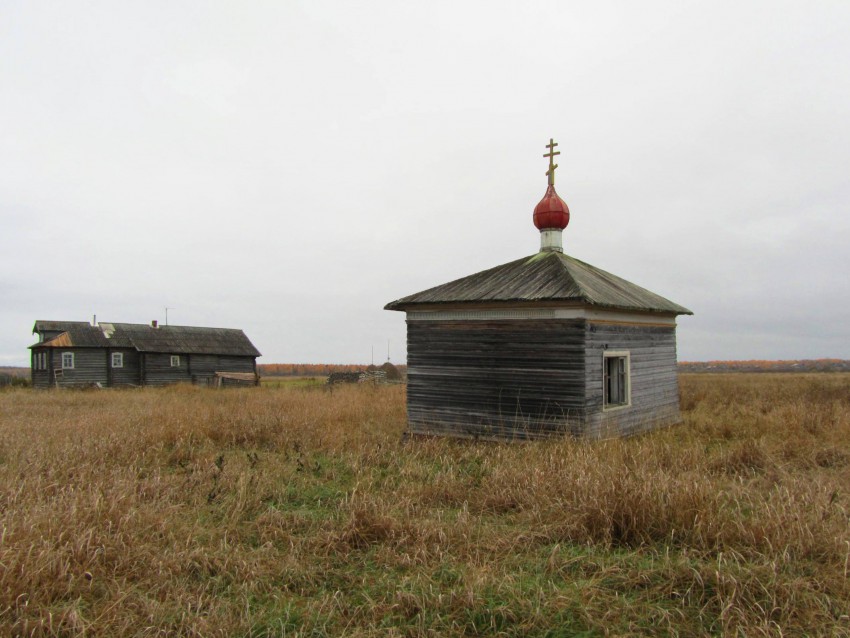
[385,140,692,439]
[30,320,261,388]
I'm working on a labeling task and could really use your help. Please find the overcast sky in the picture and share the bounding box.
[2,1,848,366]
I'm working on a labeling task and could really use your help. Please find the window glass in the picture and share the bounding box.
[170,355,180,367]
[112,352,123,368]
[62,352,74,369]
[603,352,629,408]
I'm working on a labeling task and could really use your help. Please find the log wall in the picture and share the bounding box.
[141,353,192,385]
[109,349,141,386]
[30,349,51,389]
[583,322,682,438]
[31,349,258,388]
[52,349,108,387]
[406,319,587,439]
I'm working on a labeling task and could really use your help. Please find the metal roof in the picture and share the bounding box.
[385,251,692,315]
[30,322,261,356]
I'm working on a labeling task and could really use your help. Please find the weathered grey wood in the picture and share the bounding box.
[385,235,690,440]
[30,348,52,389]
[386,251,693,316]
[110,349,140,386]
[218,355,256,373]
[47,349,108,387]
[406,318,587,438]
[583,322,682,438]
[398,316,684,440]
[143,353,191,385]
[29,321,261,389]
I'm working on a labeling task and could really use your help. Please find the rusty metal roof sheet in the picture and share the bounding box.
[30,322,261,356]
[385,251,692,315]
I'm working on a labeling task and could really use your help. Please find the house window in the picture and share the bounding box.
[112,352,124,368]
[170,355,180,367]
[603,351,630,409]
[62,352,75,369]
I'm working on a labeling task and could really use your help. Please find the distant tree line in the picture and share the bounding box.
[679,359,850,373]
[259,363,407,377]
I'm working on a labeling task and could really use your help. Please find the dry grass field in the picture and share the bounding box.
[1,374,849,637]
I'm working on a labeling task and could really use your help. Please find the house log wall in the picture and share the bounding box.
[51,349,108,387]
[406,319,586,439]
[109,349,140,386]
[217,355,256,374]
[583,323,681,438]
[188,354,218,384]
[141,353,257,386]
[31,349,51,389]
[142,353,192,385]
[186,355,256,385]
[32,350,257,388]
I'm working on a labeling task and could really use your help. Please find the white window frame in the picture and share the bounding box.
[603,350,631,410]
[112,352,124,368]
[62,352,75,369]
[170,355,180,367]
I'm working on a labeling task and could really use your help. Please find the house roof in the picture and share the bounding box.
[30,322,261,356]
[385,251,692,315]
[32,320,92,334]
[108,324,261,356]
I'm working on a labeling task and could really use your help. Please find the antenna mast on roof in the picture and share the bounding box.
[387,339,390,363]
[165,307,175,326]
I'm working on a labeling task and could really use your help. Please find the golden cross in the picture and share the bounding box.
[543,138,560,185]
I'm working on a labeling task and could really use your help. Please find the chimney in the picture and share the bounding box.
[152,320,158,328]
[92,314,97,326]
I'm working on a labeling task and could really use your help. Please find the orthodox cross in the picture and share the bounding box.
[543,138,560,186]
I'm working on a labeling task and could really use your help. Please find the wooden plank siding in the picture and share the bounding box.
[406,319,587,439]
[188,355,256,386]
[30,321,261,389]
[218,355,256,374]
[31,350,257,388]
[143,353,257,387]
[52,349,108,387]
[142,353,192,386]
[109,349,140,386]
[30,348,51,389]
[188,354,218,385]
[583,323,682,438]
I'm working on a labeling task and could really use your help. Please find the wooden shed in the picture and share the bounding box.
[385,140,692,439]
[30,320,261,388]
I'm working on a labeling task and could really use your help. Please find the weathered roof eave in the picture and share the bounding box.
[27,323,262,356]
[384,251,692,316]
[386,298,691,316]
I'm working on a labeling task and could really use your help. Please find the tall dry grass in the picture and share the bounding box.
[0,374,848,636]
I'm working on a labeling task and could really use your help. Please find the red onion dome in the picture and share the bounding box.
[533,184,570,230]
